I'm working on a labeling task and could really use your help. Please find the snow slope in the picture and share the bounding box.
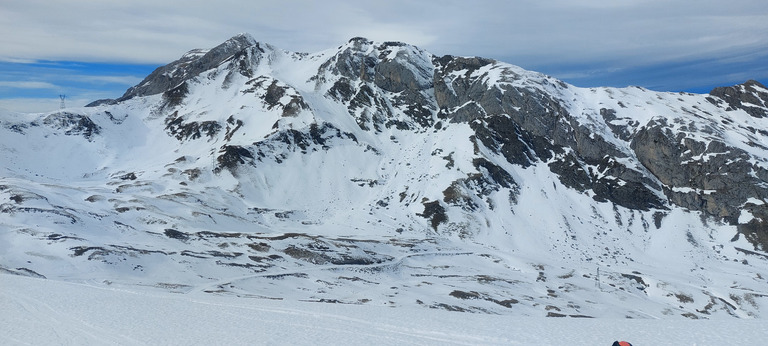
[2,275,766,345]
[1,33,768,324]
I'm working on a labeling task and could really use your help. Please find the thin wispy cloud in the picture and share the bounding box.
[0,81,57,89]
[3,1,765,65]
[0,57,39,64]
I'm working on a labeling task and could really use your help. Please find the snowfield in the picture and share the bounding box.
[2,274,765,345]
[2,34,768,345]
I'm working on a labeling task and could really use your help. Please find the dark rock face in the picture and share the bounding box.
[632,117,768,247]
[709,80,768,118]
[119,172,137,180]
[164,228,189,241]
[165,111,222,141]
[443,158,519,212]
[319,39,437,131]
[418,200,448,231]
[434,55,663,211]
[215,145,254,174]
[162,81,190,108]
[600,108,635,141]
[433,55,496,120]
[119,33,260,101]
[243,77,309,118]
[42,112,100,140]
[373,42,435,126]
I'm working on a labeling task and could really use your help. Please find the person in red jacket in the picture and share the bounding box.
[612,342,632,346]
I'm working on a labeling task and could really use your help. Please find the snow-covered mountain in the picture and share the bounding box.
[2,33,767,319]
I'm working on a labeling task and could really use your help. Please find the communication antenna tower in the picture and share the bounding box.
[59,94,66,110]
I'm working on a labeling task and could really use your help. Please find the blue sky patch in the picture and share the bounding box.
[0,61,158,112]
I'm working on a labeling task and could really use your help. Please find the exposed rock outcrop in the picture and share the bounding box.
[119,33,261,101]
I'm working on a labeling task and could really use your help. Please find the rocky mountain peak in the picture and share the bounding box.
[101,35,768,251]
[117,33,264,101]
[709,79,768,118]
[3,34,768,318]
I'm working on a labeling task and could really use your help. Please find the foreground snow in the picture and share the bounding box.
[1,275,765,345]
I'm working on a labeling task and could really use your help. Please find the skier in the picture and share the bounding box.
[612,342,632,346]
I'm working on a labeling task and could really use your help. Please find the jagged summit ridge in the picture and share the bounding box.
[709,79,768,118]
[11,33,768,244]
[2,34,768,318]
[118,33,265,101]
[13,33,768,246]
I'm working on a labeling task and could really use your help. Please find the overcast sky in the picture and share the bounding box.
[1,0,767,112]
